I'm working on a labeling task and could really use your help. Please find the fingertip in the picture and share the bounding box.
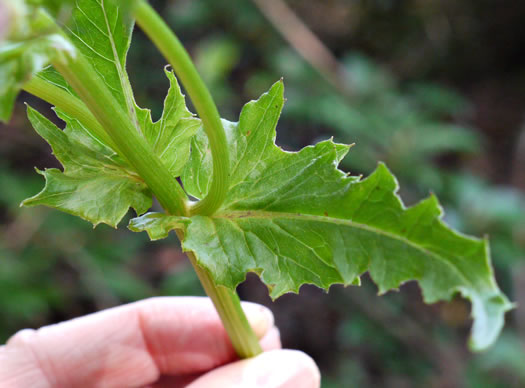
[187,349,321,388]
[6,328,39,347]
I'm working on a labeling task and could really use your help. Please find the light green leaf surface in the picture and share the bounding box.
[21,1,198,223]
[59,0,136,119]
[23,105,152,227]
[135,68,200,176]
[36,1,198,175]
[36,0,138,133]
[136,81,512,350]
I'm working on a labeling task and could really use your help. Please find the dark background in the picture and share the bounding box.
[2,0,525,387]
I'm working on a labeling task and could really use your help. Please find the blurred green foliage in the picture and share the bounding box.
[2,0,525,387]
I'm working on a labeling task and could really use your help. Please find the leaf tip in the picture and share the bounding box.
[271,78,285,96]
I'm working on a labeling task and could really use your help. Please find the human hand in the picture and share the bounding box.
[0,297,320,387]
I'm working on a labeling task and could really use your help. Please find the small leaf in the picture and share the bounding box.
[129,212,189,241]
[135,68,200,177]
[22,105,152,227]
[162,81,512,350]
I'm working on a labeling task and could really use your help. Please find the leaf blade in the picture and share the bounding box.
[23,105,152,227]
[178,81,512,350]
[135,68,201,177]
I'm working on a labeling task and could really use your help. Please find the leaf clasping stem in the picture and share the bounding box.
[20,10,190,216]
[52,51,189,217]
[134,1,263,359]
[134,0,230,217]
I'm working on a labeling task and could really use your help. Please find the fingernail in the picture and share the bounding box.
[241,302,274,339]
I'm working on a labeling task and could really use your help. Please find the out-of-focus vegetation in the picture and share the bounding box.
[2,0,525,386]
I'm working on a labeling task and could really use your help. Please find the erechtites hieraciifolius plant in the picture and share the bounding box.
[0,0,513,354]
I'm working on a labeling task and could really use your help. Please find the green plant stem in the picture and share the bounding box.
[134,1,263,359]
[23,77,120,153]
[176,231,263,358]
[134,0,229,217]
[49,46,262,358]
[52,53,189,216]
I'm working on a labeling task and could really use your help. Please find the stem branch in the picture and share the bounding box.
[134,2,263,359]
[23,77,120,153]
[52,53,188,216]
[28,4,260,359]
[134,0,230,216]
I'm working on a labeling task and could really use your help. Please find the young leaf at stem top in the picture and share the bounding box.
[131,81,513,351]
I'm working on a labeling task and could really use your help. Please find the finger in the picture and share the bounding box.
[186,349,321,388]
[149,326,283,388]
[0,297,275,388]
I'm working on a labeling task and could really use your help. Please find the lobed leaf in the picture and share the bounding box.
[53,0,135,113]
[21,1,199,226]
[37,0,141,135]
[23,105,152,227]
[135,68,200,177]
[134,81,513,350]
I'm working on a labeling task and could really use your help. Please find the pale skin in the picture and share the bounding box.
[0,297,320,388]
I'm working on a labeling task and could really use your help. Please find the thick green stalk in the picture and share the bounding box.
[134,0,229,217]
[191,256,264,358]
[23,77,120,153]
[52,53,189,216]
[176,231,263,358]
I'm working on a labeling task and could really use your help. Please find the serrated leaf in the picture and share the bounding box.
[23,105,152,227]
[135,68,200,177]
[35,1,198,175]
[135,81,512,351]
[20,1,199,225]
[35,0,141,141]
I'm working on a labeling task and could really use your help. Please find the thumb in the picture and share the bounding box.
[187,349,321,388]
